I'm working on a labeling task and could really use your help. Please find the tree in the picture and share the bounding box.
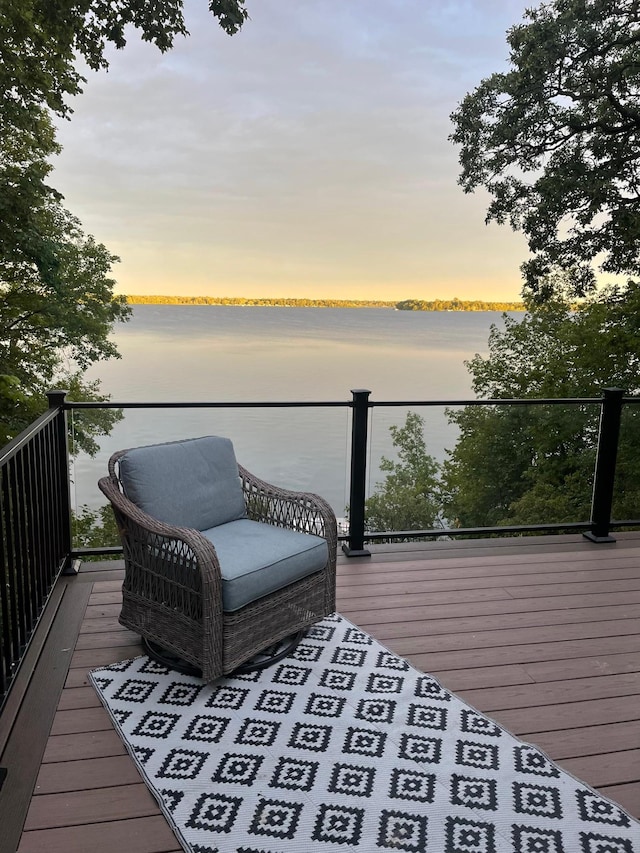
[450,0,640,302]
[443,283,640,527]
[365,411,443,534]
[72,503,121,550]
[1,0,248,125]
[1,0,249,445]
[0,106,131,447]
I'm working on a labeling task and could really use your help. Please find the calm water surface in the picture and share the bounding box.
[75,306,517,514]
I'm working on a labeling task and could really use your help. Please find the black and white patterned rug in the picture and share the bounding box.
[90,613,640,853]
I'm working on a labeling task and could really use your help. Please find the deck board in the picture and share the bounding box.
[9,532,640,851]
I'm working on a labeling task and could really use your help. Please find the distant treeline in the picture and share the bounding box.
[126,295,396,308]
[395,298,525,311]
[125,295,525,311]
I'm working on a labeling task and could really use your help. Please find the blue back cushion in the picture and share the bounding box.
[117,436,247,530]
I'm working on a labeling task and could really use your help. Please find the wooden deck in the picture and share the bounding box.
[2,532,639,852]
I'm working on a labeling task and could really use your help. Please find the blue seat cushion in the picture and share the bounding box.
[201,519,328,612]
[118,436,247,530]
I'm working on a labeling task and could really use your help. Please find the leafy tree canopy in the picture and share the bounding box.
[450,0,640,302]
[1,0,248,129]
[0,101,131,447]
[0,0,248,448]
[443,283,640,527]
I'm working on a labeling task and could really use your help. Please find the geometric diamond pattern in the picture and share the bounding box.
[577,791,631,827]
[514,745,560,778]
[185,792,242,832]
[389,769,435,803]
[451,774,497,811]
[378,809,428,852]
[513,782,563,819]
[312,803,364,845]
[446,816,496,853]
[91,614,640,853]
[461,709,502,738]
[158,681,204,706]
[407,703,447,730]
[270,756,319,792]
[249,798,303,840]
[212,752,265,786]
[580,833,635,853]
[456,740,499,771]
[355,697,396,724]
[304,692,346,718]
[132,710,180,739]
[328,763,376,797]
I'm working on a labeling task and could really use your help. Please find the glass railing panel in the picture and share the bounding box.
[612,401,640,524]
[364,400,601,537]
[69,404,351,551]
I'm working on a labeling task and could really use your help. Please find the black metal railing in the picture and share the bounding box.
[342,386,637,554]
[0,391,73,709]
[1,386,638,705]
[64,386,639,559]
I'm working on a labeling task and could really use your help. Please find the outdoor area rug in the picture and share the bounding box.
[90,613,640,853]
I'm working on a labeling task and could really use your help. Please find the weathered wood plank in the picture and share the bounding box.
[88,591,124,606]
[373,618,640,656]
[458,672,640,712]
[35,756,142,795]
[23,784,160,831]
[350,604,640,638]
[336,588,640,618]
[429,653,640,691]
[57,687,102,711]
[523,651,640,682]
[64,668,95,689]
[42,730,127,763]
[402,634,640,672]
[17,816,180,853]
[83,603,124,619]
[494,695,640,735]
[50,707,115,736]
[89,580,124,593]
[527,720,640,760]
[336,551,640,582]
[429,664,535,691]
[559,749,640,787]
[79,615,126,634]
[598,783,640,818]
[337,572,640,600]
[70,645,142,669]
[74,630,141,650]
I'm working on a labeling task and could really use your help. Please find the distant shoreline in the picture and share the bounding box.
[124,295,525,312]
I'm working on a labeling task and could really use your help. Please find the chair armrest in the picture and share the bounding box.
[98,475,223,590]
[238,465,338,551]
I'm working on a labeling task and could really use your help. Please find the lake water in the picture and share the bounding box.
[74,305,518,514]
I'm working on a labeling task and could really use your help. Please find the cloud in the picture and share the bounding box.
[52,0,531,299]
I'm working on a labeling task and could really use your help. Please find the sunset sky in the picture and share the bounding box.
[52,0,532,302]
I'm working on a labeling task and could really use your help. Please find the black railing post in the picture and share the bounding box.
[584,387,624,543]
[343,389,372,557]
[45,390,76,573]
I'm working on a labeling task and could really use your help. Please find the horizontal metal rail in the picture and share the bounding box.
[61,389,640,556]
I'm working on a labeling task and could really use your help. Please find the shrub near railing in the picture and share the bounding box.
[0,392,72,709]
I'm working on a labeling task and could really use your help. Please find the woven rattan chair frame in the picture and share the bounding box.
[98,448,337,682]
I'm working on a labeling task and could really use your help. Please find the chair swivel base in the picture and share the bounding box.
[142,630,304,678]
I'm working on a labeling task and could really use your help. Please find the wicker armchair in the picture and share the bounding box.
[98,436,337,681]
